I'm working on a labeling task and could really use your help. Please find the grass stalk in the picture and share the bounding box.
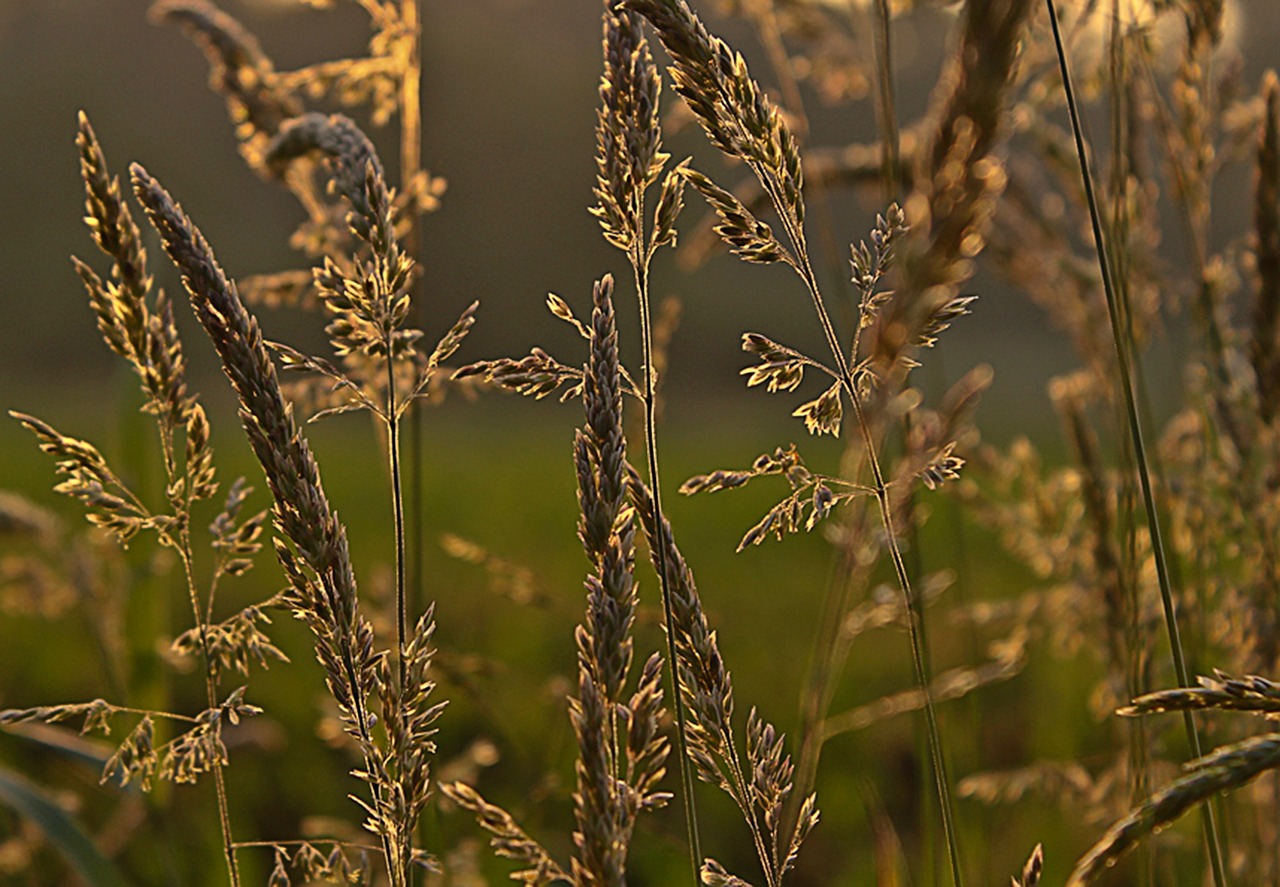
[795,248,965,887]
[622,2,962,876]
[591,4,703,874]
[848,384,962,887]
[130,165,404,887]
[1043,3,1228,884]
[399,0,427,622]
[868,8,955,874]
[176,542,240,887]
[388,353,408,685]
[630,257,704,883]
[790,0,902,827]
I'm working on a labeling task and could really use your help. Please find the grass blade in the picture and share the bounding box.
[0,764,132,887]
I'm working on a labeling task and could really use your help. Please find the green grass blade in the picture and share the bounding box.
[0,764,131,887]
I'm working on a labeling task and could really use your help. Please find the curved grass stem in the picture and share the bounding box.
[792,238,964,886]
[631,256,705,883]
[1043,3,1228,884]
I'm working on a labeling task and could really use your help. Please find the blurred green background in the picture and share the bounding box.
[1,1,1279,885]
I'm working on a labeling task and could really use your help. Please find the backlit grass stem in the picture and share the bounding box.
[1044,3,1228,885]
[634,254,705,884]
[592,3,703,876]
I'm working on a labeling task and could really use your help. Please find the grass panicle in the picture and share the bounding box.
[1068,733,1280,887]
[624,3,978,881]
[130,162,441,887]
[149,0,301,170]
[630,467,819,887]
[1119,671,1280,719]
[444,277,671,886]
[571,276,672,886]
[590,3,703,877]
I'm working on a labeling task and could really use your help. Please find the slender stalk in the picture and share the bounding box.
[868,11,951,872]
[209,710,240,887]
[848,387,962,887]
[399,0,426,619]
[335,619,402,887]
[1043,4,1228,885]
[175,535,239,887]
[789,249,963,886]
[388,354,408,685]
[148,392,240,887]
[384,213,411,887]
[630,257,704,881]
[395,15,423,875]
[732,122,964,883]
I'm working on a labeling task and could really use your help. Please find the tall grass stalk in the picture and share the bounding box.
[836,294,963,887]
[591,4,703,875]
[747,60,968,887]
[623,2,964,881]
[1043,2,1227,884]
[790,243,964,886]
[131,163,402,884]
[633,258,704,882]
[80,113,242,886]
[399,0,428,627]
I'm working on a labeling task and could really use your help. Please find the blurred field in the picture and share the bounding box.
[0,385,1060,885]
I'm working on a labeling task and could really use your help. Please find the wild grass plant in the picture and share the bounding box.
[1,0,1280,885]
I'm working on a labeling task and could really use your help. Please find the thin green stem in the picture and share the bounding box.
[156,399,240,887]
[327,587,401,887]
[397,8,424,878]
[385,331,409,887]
[395,9,434,878]
[868,15,943,864]
[1043,4,1227,885]
[630,256,704,883]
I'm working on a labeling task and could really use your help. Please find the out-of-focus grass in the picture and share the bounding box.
[0,376,1103,885]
